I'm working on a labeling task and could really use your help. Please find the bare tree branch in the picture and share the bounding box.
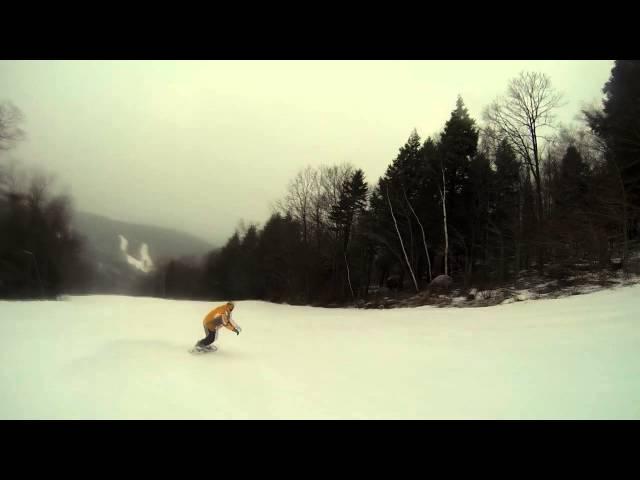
[0,102,25,152]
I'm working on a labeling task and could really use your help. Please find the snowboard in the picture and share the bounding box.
[189,345,218,354]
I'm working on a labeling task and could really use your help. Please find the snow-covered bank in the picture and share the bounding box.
[1,285,639,419]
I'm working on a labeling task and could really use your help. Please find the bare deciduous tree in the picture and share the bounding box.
[28,171,54,211]
[0,102,25,152]
[402,186,432,282]
[0,103,25,198]
[0,158,26,197]
[386,184,419,292]
[484,71,563,271]
[319,164,354,218]
[283,166,317,244]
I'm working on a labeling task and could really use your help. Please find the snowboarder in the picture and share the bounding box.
[193,301,241,352]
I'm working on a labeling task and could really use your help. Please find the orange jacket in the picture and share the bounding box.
[203,302,240,334]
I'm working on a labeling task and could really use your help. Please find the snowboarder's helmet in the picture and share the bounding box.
[227,301,235,311]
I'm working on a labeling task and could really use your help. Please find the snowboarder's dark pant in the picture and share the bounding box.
[197,327,217,347]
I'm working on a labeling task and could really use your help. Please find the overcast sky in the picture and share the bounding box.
[0,60,614,245]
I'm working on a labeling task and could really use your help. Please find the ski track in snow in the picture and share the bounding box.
[118,234,153,273]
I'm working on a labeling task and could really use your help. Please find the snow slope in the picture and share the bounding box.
[119,234,154,273]
[1,285,640,419]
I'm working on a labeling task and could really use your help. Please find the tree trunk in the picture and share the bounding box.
[441,166,449,277]
[612,159,630,270]
[365,249,373,299]
[403,187,432,282]
[344,252,355,300]
[386,185,419,292]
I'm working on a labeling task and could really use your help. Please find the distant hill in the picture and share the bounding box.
[71,211,216,293]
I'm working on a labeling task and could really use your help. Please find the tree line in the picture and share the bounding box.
[152,62,639,305]
[0,102,92,298]
[3,61,639,303]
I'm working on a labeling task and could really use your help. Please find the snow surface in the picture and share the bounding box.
[118,234,154,273]
[118,234,128,252]
[138,244,153,272]
[1,285,640,419]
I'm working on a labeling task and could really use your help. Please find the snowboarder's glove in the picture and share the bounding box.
[235,329,240,335]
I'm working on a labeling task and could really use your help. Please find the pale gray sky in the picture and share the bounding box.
[0,60,614,245]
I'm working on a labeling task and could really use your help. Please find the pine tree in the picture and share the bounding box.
[586,61,640,265]
[329,169,369,298]
[492,139,521,279]
[437,97,479,277]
